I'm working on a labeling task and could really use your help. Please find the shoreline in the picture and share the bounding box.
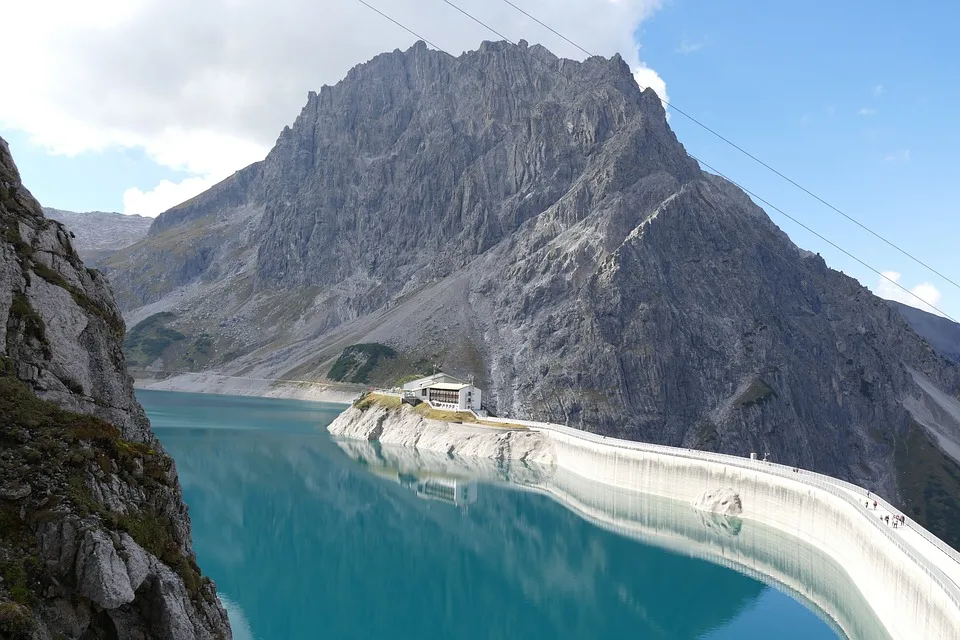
[135,372,363,404]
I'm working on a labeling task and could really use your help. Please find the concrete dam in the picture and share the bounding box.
[328,404,960,639]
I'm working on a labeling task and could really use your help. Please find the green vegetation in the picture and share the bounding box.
[353,392,402,411]
[0,602,34,639]
[894,421,960,551]
[413,402,478,423]
[1,215,124,337]
[6,293,49,358]
[736,379,775,407]
[0,363,215,620]
[123,312,187,367]
[180,333,214,368]
[328,343,398,383]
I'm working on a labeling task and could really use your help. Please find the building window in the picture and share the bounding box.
[429,388,461,406]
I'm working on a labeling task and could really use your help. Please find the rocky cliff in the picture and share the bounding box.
[0,137,231,639]
[890,301,960,364]
[102,41,960,547]
[328,396,554,465]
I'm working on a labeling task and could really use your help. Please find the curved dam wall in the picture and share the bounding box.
[535,423,960,640]
[328,403,960,639]
[527,467,889,640]
[335,436,889,639]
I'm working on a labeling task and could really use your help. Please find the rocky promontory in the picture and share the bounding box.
[328,397,555,466]
[0,137,231,639]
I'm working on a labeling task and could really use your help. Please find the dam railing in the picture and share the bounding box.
[479,415,960,612]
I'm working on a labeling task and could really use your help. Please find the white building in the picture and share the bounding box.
[401,372,482,412]
[401,372,464,391]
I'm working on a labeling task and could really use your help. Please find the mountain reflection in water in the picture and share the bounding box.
[141,391,855,640]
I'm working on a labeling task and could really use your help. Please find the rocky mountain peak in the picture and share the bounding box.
[101,42,960,549]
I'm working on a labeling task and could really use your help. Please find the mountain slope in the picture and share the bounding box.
[103,41,960,546]
[0,138,231,638]
[889,300,960,363]
[43,207,152,264]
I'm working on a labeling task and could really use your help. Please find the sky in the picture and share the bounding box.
[1,0,958,320]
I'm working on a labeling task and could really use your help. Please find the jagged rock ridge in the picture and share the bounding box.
[0,137,231,639]
[103,41,960,546]
[43,208,152,264]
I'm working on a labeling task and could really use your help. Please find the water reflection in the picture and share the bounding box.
[141,392,858,640]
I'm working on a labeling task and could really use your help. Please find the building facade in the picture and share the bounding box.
[401,373,482,412]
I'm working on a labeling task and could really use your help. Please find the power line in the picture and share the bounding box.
[481,0,960,295]
[693,159,960,325]
[351,0,956,322]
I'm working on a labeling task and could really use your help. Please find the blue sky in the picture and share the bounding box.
[639,1,960,319]
[3,0,958,319]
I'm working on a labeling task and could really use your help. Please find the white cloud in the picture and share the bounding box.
[857,107,876,116]
[633,63,670,106]
[1,0,667,216]
[874,271,944,316]
[676,38,705,54]
[884,149,912,163]
[872,83,884,96]
[123,176,221,217]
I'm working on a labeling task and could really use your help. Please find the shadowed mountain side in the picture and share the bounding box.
[890,301,960,364]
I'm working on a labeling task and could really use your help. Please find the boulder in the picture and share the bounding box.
[693,488,743,516]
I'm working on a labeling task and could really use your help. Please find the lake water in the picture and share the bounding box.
[139,390,873,640]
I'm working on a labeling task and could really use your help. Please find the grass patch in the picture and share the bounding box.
[328,343,397,383]
[895,420,960,551]
[353,393,402,412]
[6,293,50,358]
[736,379,775,407]
[413,403,478,423]
[0,602,35,639]
[0,369,214,606]
[123,312,187,367]
[30,260,70,290]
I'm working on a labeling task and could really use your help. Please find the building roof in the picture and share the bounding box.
[402,372,466,390]
[428,382,471,391]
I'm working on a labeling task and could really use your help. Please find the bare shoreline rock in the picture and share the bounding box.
[693,488,743,517]
[328,403,556,467]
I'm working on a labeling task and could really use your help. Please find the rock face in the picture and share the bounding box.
[102,41,960,546]
[0,137,231,639]
[889,301,960,364]
[692,488,743,517]
[43,208,152,265]
[328,401,555,466]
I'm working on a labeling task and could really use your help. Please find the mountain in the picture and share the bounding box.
[889,301,960,364]
[0,138,231,638]
[43,207,152,264]
[103,40,960,546]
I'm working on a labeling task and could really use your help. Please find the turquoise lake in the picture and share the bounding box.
[139,390,856,640]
